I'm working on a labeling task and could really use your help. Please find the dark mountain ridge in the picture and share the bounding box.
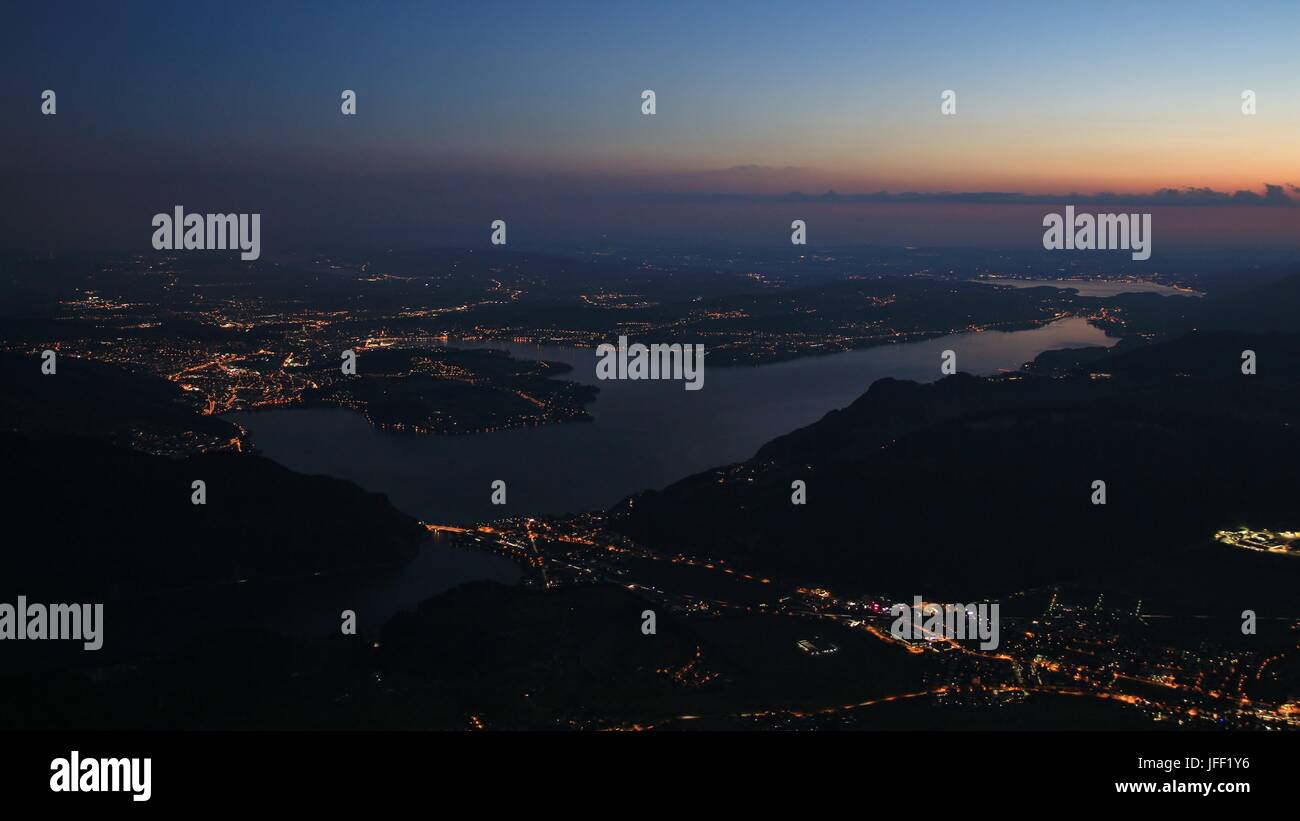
[613,325,1300,600]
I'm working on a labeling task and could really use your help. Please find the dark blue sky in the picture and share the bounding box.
[3,1,1298,253]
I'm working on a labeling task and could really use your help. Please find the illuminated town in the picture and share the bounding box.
[0,251,1186,454]
[1215,528,1300,557]
[426,514,1300,730]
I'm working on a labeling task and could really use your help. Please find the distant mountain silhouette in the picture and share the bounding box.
[1198,271,1300,334]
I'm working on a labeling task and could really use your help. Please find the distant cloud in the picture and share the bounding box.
[698,164,809,175]
[648,164,813,187]
[638,184,1300,207]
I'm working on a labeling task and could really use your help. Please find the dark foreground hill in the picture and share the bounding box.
[0,349,425,600]
[613,328,1300,601]
[0,351,238,451]
[0,431,424,600]
[0,582,718,729]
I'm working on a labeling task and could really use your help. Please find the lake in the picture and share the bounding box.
[974,278,1203,298]
[229,316,1115,526]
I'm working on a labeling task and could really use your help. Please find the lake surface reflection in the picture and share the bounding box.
[229,317,1115,526]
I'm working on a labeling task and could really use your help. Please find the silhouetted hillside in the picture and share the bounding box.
[0,351,237,450]
[1199,272,1300,334]
[0,582,714,730]
[377,582,709,726]
[0,431,424,599]
[614,329,1300,600]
